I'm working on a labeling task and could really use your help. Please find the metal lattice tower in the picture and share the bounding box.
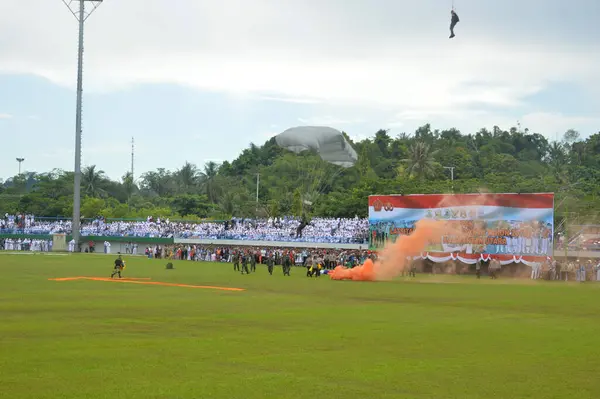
[61,0,103,250]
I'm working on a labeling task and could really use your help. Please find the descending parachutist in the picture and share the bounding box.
[273,126,358,208]
[450,9,459,39]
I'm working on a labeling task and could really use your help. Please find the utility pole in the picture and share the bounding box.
[61,0,103,250]
[557,181,582,260]
[443,166,455,192]
[131,137,135,181]
[564,201,569,260]
[256,173,260,203]
[16,158,25,175]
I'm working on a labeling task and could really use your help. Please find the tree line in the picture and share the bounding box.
[1,125,599,226]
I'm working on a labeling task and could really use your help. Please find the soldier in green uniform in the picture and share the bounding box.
[250,250,256,272]
[267,254,274,275]
[282,251,291,276]
[241,252,250,275]
[409,261,417,277]
[233,251,240,272]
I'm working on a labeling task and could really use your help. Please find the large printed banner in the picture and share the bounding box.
[368,193,554,258]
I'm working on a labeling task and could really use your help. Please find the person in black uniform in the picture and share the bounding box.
[450,10,460,38]
[111,255,125,279]
[267,255,274,275]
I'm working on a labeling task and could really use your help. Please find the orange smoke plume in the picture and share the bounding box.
[329,219,450,281]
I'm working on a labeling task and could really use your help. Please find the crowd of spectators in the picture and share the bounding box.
[1,214,71,235]
[175,216,368,243]
[1,238,53,252]
[1,214,369,244]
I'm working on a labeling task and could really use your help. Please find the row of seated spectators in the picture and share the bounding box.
[1,214,369,244]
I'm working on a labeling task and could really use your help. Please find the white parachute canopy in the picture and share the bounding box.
[274,126,358,168]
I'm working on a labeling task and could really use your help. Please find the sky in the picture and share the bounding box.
[1,0,599,181]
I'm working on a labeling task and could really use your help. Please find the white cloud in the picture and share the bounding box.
[518,113,600,138]
[259,130,280,139]
[1,1,598,111]
[74,46,594,113]
[0,0,599,153]
[386,121,404,128]
[385,110,600,139]
[0,113,12,119]
[297,116,366,126]
[256,95,323,104]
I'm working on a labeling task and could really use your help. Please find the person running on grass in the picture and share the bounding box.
[111,255,125,279]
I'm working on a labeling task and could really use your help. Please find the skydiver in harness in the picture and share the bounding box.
[450,9,459,38]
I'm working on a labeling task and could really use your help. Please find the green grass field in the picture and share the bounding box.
[1,253,600,399]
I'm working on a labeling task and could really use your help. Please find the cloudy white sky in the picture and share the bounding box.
[1,0,599,180]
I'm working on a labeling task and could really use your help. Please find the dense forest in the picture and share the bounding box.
[1,124,599,226]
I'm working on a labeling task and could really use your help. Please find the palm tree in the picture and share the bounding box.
[140,169,175,197]
[176,162,199,193]
[219,190,238,216]
[402,142,439,180]
[547,142,567,182]
[82,165,107,197]
[571,142,586,166]
[121,172,136,205]
[199,161,220,203]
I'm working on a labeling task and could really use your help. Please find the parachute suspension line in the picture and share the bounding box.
[306,156,322,197]
[299,159,309,204]
[300,155,318,207]
[452,0,455,10]
[297,157,305,191]
[314,163,344,199]
[293,154,306,196]
[312,167,326,197]
[314,167,336,197]
[325,168,344,194]
[315,160,333,195]
[303,156,316,198]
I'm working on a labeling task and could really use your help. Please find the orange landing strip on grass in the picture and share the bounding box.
[48,277,245,292]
